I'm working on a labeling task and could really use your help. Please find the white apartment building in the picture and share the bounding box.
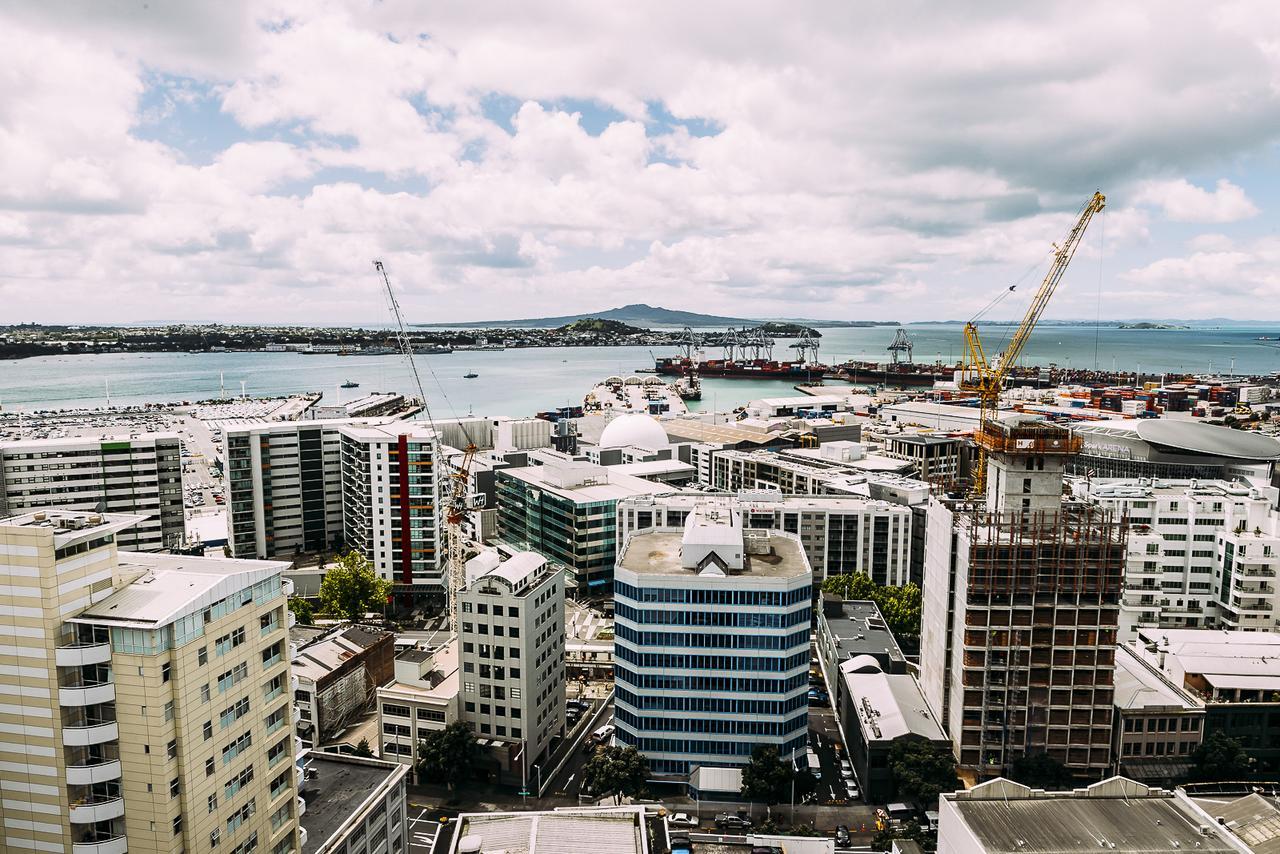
[0,507,300,854]
[1073,478,1280,637]
[377,641,460,766]
[338,423,442,593]
[0,433,184,551]
[618,491,913,586]
[459,551,566,778]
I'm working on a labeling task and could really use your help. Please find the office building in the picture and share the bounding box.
[882,434,963,485]
[292,625,395,749]
[816,596,908,682]
[1112,643,1203,784]
[613,504,813,776]
[495,460,666,594]
[841,664,948,804]
[937,776,1239,854]
[921,416,1125,780]
[619,491,913,585]
[1074,478,1280,636]
[0,432,184,551]
[447,806,653,854]
[338,423,442,594]
[458,550,566,781]
[297,751,408,854]
[0,507,299,854]
[376,641,460,766]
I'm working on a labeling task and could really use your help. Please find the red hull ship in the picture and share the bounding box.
[654,356,830,379]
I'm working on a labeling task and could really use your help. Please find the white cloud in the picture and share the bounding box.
[1134,178,1259,223]
[3,2,1280,322]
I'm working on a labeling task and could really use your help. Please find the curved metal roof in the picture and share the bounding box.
[1134,420,1280,460]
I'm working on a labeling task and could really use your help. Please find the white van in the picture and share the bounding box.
[806,750,822,778]
[592,723,615,743]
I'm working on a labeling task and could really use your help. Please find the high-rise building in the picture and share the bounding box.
[494,461,666,594]
[921,415,1125,780]
[618,492,913,585]
[0,507,300,854]
[613,505,812,776]
[338,423,441,593]
[458,551,565,782]
[1073,478,1280,637]
[0,433,184,551]
[224,421,348,560]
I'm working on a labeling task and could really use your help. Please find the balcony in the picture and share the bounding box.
[64,722,119,747]
[72,836,127,854]
[297,796,307,817]
[282,578,294,597]
[57,644,112,668]
[70,798,126,824]
[66,760,123,786]
[60,683,115,707]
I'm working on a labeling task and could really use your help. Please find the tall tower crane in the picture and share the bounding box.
[961,191,1105,496]
[374,260,479,633]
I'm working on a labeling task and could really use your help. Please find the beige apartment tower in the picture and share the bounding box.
[0,508,301,854]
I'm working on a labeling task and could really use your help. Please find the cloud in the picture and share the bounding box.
[2,2,1280,322]
[1134,178,1260,223]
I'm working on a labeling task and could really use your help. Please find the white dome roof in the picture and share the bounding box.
[599,413,669,451]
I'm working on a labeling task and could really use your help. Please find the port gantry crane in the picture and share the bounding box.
[961,191,1106,497]
[373,260,480,633]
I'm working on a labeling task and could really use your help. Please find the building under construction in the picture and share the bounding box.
[921,415,1126,781]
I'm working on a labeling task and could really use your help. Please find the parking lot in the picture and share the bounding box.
[406,805,448,854]
[808,704,859,805]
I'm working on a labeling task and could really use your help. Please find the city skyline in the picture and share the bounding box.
[4,4,1280,325]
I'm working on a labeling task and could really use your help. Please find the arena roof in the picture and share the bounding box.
[1134,420,1280,460]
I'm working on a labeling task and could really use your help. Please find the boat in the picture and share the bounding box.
[341,380,359,389]
[654,355,830,379]
[674,373,702,401]
[463,371,479,379]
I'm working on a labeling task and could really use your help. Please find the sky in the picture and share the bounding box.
[4,2,1280,325]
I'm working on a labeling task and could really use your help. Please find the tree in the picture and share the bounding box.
[288,597,315,625]
[741,746,795,813]
[1192,731,1251,782]
[820,573,922,640]
[582,745,649,804]
[888,738,959,804]
[353,738,373,758]
[319,550,392,623]
[1009,751,1074,790]
[417,722,479,792]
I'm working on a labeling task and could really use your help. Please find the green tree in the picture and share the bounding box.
[820,573,922,639]
[888,738,959,804]
[582,745,649,804]
[1009,751,1074,789]
[1192,731,1252,782]
[353,737,373,758]
[741,745,795,814]
[417,721,479,792]
[288,597,315,625]
[319,550,392,623]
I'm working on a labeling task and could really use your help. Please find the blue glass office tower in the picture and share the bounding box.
[612,504,813,776]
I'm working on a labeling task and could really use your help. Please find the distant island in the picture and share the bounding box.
[415,303,895,329]
[1118,322,1189,330]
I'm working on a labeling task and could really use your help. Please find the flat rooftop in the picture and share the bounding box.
[617,528,809,579]
[946,778,1238,853]
[0,430,181,448]
[500,464,667,503]
[451,807,648,854]
[300,752,406,854]
[823,598,905,667]
[74,551,288,629]
[844,670,945,743]
[1114,644,1202,712]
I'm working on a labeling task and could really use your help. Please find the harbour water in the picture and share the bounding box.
[3,323,1280,417]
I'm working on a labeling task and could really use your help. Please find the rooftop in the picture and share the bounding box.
[661,418,789,446]
[617,528,810,579]
[1135,419,1280,461]
[293,626,392,683]
[0,430,181,448]
[1113,644,1202,712]
[822,598,905,669]
[843,669,945,743]
[944,777,1238,853]
[451,806,649,854]
[1188,793,1280,854]
[74,551,288,629]
[500,463,667,503]
[299,752,407,854]
[0,509,144,544]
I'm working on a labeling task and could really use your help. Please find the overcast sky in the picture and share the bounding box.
[4,2,1280,325]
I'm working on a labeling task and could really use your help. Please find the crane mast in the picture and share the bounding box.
[961,191,1105,496]
[374,260,477,633]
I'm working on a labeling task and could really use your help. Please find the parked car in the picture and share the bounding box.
[668,813,700,829]
[835,825,852,846]
[839,760,854,779]
[669,835,692,854]
[715,813,753,831]
[847,781,860,800]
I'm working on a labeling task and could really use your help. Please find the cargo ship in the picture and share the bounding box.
[836,361,959,386]
[653,355,831,379]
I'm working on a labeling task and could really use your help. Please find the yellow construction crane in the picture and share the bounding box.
[962,191,1106,496]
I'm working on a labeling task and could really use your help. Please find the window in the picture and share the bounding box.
[208,793,218,813]
[173,814,183,836]
[206,757,216,777]
[164,700,174,722]
[204,721,213,740]
[222,731,253,765]
[198,646,209,666]
[218,662,249,694]
[216,626,247,656]
[383,704,411,718]
[167,739,177,760]
[210,829,220,848]
[170,777,181,798]
[267,737,289,767]
[201,684,211,704]
[221,697,251,729]
[261,640,283,668]
[161,662,172,683]
[226,765,255,799]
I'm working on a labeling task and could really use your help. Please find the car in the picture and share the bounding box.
[839,760,854,779]
[835,825,852,846]
[668,813,700,829]
[669,835,693,854]
[847,782,860,800]
[714,813,753,831]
